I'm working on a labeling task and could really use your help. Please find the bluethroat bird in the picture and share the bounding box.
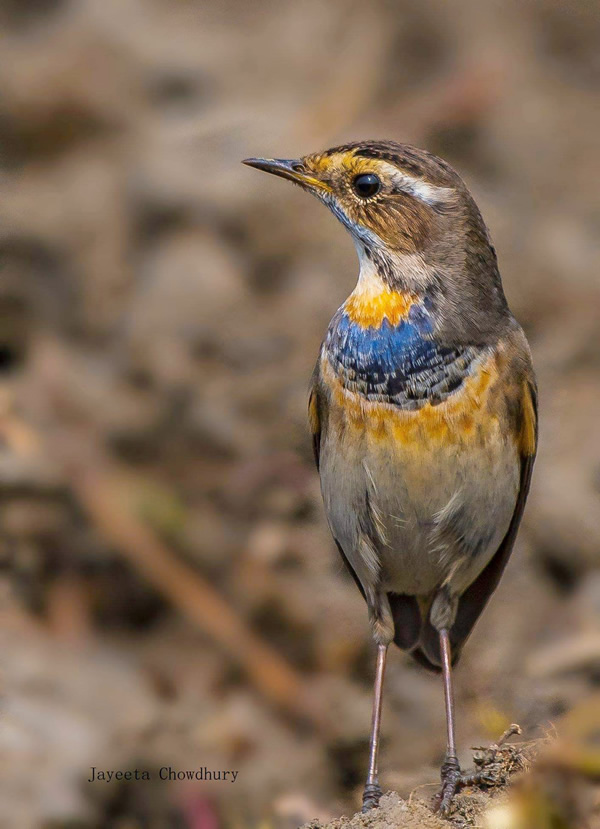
[243,142,537,814]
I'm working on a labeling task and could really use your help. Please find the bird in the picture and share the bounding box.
[243,141,537,815]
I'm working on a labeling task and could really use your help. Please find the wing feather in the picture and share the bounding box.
[308,387,321,470]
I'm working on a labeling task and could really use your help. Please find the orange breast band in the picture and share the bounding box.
[344,288,415,328]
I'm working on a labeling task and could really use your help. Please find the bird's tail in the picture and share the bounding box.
[388,592,461,673]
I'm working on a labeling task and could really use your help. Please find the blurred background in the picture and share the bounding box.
[1,0,599,826]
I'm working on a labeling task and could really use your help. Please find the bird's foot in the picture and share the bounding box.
[434,754,462,816]
[433,724,524,816]
[361,781,383,812]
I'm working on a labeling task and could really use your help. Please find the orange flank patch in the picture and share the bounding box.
[321,352,499,448]
[344,289,415,328]
[308,390,319,437]
[519,380,537,457]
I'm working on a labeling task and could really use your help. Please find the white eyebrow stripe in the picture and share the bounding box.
[379,163,456,206]
[392,172,455,205]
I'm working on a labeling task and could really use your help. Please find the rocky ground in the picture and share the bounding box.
[0,0,599,826]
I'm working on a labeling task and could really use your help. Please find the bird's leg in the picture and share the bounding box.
[434,628,462,815]
[362,643,388,812]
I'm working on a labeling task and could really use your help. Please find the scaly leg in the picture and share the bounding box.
[362,643,388,812]
[434,628,462,815]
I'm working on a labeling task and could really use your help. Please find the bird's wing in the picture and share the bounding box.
[308,382,321,471]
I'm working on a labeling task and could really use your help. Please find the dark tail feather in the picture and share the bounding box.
[409,645,442,673]
[388,592,421,651]
[415,616,462,671]
[390,593,463,673]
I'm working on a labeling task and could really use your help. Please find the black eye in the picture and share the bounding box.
[353,173,381,198]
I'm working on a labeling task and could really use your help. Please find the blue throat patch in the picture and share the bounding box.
[325,304,480,408]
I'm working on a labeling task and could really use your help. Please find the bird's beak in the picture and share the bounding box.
[242,157,330,192]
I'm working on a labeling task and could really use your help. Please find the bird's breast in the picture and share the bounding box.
[320,349,497,450]
[324,295,485,412]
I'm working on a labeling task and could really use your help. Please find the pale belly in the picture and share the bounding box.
[319,361,521,599]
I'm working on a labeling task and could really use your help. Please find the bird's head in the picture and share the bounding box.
[244,141,509,337]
